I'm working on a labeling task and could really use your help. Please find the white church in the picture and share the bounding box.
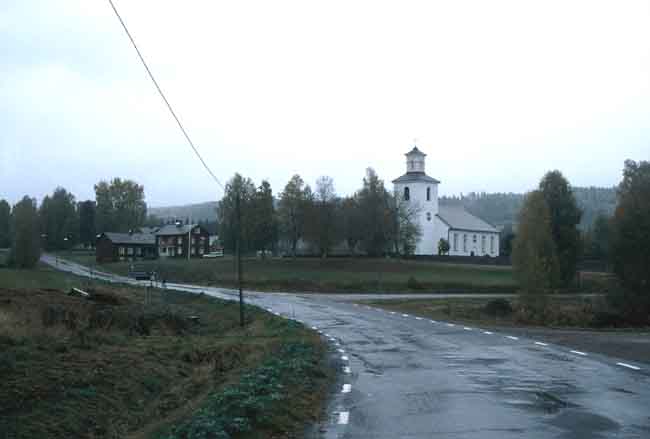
[392,146,500,257]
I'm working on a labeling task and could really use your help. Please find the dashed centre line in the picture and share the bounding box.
[570,350,588,356]
[343,366,351,374]
[483,331,494,335]
[447,323,455,327]
[534,342,549,347]
[415,317,423,320]
[617,362,641,371]
[506,336,519,340]
[463,327,472,331]
[402,314,410,317]
[341,355,349,361]
[337,348,345,353]
[342,384,352,393]
[338,411,350,424]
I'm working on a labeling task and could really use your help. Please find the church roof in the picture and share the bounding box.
[437,204,498,233]
[392,172,440,184]
[405,146,426,156]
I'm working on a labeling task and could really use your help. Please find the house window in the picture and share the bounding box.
[177,247,182,255]
[136,247,142,256]
[481,235,486,253]
[490,235,495,254]
[426,187,431,201]
[199,247,204,255]
[177,237,182,245]
[191,247,196,255]
[463,234,467,252]
[119,246,125,255]
[127,247,133,255]
[453,233,458,251]
[426,212,431,221]
[404,187,410,201]
[192,237,197,245]
[161,247,167,254]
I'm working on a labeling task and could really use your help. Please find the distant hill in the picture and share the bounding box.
[440,186,617,230]
[149,201,217,223]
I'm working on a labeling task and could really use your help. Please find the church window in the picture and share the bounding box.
[463,234,467,252]
[453,233,458,251]
[473,234,477,243]
[426,187,431,201]
[481,235,486,253]
[490,235,495,253]
[404,187,410,201]
[426,212,431,221]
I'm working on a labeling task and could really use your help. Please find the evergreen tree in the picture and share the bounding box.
[304,176,341,257]
[538,171,582,286]
[610,160,650,323]
[78,200,96,247]
[278,174,310,257]
[356,168,392,256]
[251,180,278,257]
[39,187,79,250]
[9,196,41,268]
[216,174,256,253]
[0,199,10,248]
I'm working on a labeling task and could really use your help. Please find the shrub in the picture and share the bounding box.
[407,276,422,290]
[484,298,513,317]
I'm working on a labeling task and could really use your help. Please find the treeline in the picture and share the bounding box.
[512,160,650,325]
[0,178,151,268]
[440,186,616,230]
[216,168,420,257]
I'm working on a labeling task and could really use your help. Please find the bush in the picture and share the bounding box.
[484,298,513,317]
[407,276,423,290]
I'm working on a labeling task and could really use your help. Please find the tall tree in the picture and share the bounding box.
[9,196,41,268]
[538,170,582,286]
[94,178,147,233]
[390,193,422,256]
[39,187,79,250]
[304,176,341,257]
[610,160,650,322]
[512,190,560,294]
[217,174,256,253]
[356,168,392,256]
[78,200,96,247]
[0,199,10,248]
[340,196,363,255]
[278,174,310,257]
[250,180,278,257]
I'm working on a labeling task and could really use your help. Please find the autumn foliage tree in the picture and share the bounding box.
[8,196,41,268]
[512,190,560,296]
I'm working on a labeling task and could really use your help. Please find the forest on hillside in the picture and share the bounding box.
[440,186,617,230]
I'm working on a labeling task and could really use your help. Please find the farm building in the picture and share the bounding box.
[155,223,210,258]
[96,232,157,263]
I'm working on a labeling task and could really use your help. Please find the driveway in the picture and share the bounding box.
[42,255,650,438]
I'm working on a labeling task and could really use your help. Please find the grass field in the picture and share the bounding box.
[362,293,626,329]
[57,251,518,293]
[0,266,333,438]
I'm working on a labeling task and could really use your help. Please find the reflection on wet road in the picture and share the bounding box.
[43,255,650,439]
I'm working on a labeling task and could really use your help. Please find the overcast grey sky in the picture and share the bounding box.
[1,0,649,207]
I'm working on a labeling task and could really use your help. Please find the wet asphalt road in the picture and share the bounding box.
[43,255,650,438]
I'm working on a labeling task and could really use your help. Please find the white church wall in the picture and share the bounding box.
[395,181,440,255]
[448,230,500,257]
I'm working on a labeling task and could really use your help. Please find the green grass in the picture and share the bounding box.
[0,267,332,439]
[58,252,517,293]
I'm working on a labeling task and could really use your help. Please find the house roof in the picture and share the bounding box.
[138,226,159,234]
[155,224,200,236]
[392,172,440,184]
[102,232,156,245]
[437,204,498,233]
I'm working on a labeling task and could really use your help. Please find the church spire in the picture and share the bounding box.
[405,145,426,173]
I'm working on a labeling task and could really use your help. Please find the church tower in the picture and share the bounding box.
[392,145,441,255]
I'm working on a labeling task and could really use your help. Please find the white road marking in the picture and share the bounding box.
[324,333,330,337]
[402,314,410,317]
[506,336,519,340]
[341,355,349,361]
[447,323,455,327]
[312,326,318,330]
[338,411,350,424]
[483,331,493,335]
[463,327,472,331]
[342,384,352,393]
[343,366,351,374]
[570,350,587,356]
[616,362,641,371]
[430,320,438,323]
[415,317,423,320]
[534,342,549,347]
[390,311,397,315]
[337,348,345,353]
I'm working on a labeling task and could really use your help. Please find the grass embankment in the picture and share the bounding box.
[58,251,517,293]
[362,288,631,330]
[0,266,332,439]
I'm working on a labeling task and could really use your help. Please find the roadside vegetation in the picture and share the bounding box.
[0,267,333,439]
[57,251,517,293]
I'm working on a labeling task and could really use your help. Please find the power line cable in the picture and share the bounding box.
[107,0,225,191]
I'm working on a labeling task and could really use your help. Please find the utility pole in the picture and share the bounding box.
[236,191,244,327]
